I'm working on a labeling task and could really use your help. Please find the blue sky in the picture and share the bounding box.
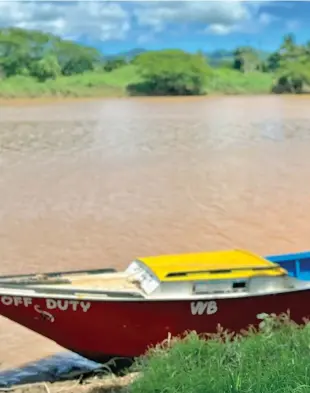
[0,1,309,54]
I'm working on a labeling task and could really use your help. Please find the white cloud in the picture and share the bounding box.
[134,1,276,37]
[0,1,130,41]
[0,1,282,42]
[207,24,235,36]
[134,1,252,34]
[258,12,277,26]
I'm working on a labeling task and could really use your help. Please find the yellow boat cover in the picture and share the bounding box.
[137,249,287,282]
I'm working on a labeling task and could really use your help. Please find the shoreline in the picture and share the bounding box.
[0,352,98,386]
[0,351,139,393]
[1,93,308,107]
[0,371,140,393]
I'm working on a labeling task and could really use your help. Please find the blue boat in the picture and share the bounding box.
[266,251,310,280]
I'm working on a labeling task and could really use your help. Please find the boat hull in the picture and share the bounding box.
[0,288,309,364]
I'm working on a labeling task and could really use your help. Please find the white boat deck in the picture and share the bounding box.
[56,272,142,291]
[0,255,310,301]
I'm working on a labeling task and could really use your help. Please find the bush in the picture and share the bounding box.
[128,50,212,96]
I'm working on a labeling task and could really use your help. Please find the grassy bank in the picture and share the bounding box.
[6,314,310,393]
[208,69,274,95]
[0,65,274,99]
[0,28,308,99]
[0,65,140,98]
[130,314,310,393]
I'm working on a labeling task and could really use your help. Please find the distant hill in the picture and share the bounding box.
[104,48,147,61]
[104,47,271,66]
[205,49,271,67]
[204,50,234,66]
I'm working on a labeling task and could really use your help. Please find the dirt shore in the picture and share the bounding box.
[0,96,123,107]
[0,94,278,107]
[0,372,139,393]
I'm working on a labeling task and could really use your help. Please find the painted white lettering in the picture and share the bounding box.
[191,301,208,315]
[190,301,218,316]
[0,296,33,307]
[80,302,91,312]
[56,300,69,311]
[23,297,33,307]
[13,296,22,306]
[1,296,13,306]
[206,301,218,315]
[34,305,55,323]
[0,296,91,313]
[46,299,57,310]
[69,300,79,311]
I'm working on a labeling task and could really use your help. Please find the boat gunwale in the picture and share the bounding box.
[0,276,309,302]
[0,250,309,302]
[267,251,310,261]
[0,267,117,282]
[0,284,145,298]
[0,249,307,284]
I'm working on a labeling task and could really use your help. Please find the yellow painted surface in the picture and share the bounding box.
[137,249,287,282]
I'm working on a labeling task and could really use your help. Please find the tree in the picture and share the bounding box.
[0,27,103,80]
[30,54,61,81]
[0,28,55,77]
[233,47,262,73]
[128,49,212,96]
[53,39,102,76]
[270,34,310,93]
[265,52,281,72]
[103,57,127,72]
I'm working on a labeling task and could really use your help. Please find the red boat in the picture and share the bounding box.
[0,248,309,365]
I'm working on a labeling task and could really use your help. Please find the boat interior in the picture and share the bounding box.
[0,250,310,300]
[266,251,310,280]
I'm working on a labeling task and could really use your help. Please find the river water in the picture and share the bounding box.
[1,95,310,376]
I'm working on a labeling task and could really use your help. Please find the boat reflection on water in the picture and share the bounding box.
[0,352,100,388]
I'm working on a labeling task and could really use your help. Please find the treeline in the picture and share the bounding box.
[0,27,124,81]
[0,28,310,96]
[230,35,310,94]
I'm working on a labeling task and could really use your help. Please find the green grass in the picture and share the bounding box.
[0,66,140,98]
[129,314,310,393]
[0,65,275,98]
[207,68,274,94]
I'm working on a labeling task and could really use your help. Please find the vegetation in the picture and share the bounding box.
[127,50,211,96]
[0,28,310,98]
[129,313,310,393]
[0,66,139,98]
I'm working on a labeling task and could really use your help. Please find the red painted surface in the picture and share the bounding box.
[0,289,309,362]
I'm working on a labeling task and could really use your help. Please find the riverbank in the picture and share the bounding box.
[0,66,274,99]
[3,314,310,393]
[1,372,140,393]
[0,65,138,99]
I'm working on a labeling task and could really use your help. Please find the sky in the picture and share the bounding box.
[0,1,309,54]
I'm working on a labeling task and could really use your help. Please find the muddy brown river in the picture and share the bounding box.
[1,95,310,372]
